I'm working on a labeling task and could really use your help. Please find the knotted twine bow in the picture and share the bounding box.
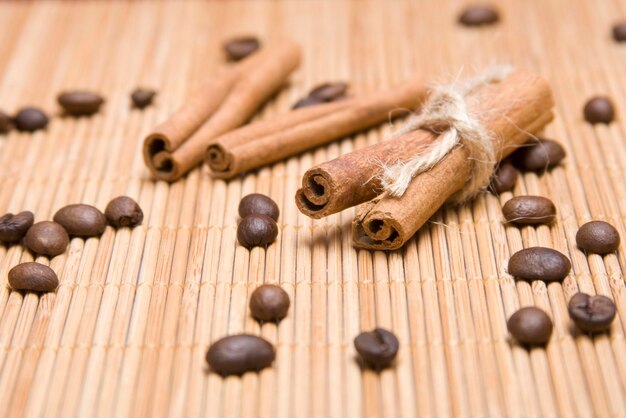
[379,65,514,202]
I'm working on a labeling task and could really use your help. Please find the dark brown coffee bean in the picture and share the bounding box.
[104,196,143,227]
[458,5,499,26]
[502,196,556,225]
[292,95,326,109]
[507,307,552,345]
[206,334,275,375]
[354,328,399,369]
[223,36,260,61]
[238,193,279,221]
[131,88,156,109]
[613,22,626,42]
[511,138,566,172]
[23,221,69,257]
[576,221,620,254]
[568,293,616,333]
[53,204,107,237]
[0,111,13,134]
[58,91,104,116]
[508,247,571,282]
[14,107,48,132]
[249,284,290,322]
[0,211,34,243]
[8,262,58,293]
[489,161,517,194]
[584,96,615,124]
[237,214,278,248]
[308,82,349,101]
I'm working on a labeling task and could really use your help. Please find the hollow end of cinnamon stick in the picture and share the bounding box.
[352,206,404,250]
[295,169,337,219]
[143,133,182,181]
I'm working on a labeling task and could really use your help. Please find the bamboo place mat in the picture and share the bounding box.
[2,0,626,417]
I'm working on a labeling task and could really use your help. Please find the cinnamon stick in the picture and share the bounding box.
[205,78,428,179]
[143,39,301,181]
[351,70,554,250]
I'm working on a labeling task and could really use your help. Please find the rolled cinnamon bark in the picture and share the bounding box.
[206,78,428,179]
[144,39,301,181]
[352,70,554,250]
[206,99,354,174]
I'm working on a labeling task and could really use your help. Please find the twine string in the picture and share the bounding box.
[379,65,514,202]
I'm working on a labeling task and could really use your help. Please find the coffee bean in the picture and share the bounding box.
[508,247,571,282]
[507,307,552,345]
[568,293,616,333]
[104,196,143,227]
[489,161,517,194]
[14,107,48,132]
[23,221,69,257]
[8,262,58,293]
[58,91,104,116]
[249,284,290,322]
[502,196,556,225]
[354,328,399,369]
[223,36,260,61]
[458,5,499,26]
[131,88,156,109]
[238,193,280,221]
[308,82,349,101]
[206,334,275,375]
[613,22,626,42]
[237,214,278,248]
[584,96,615,124]
[0,111,13,134]
[0,211,34,243]
[576,220,620,254]
[511,138,566,172]
[292,95,326,109]
[53,204,107,237]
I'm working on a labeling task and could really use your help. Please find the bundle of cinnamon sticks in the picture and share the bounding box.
[296,69,555,250]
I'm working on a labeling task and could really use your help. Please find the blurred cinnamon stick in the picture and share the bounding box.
[143,39,301,181]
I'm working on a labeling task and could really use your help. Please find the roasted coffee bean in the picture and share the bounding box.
[584,96,615,124]
[131,88,156,109]
[249,284,290,322]
[511,138,566,172]
[8,262,58,293]
[23,221,69,257]
[508,247,571,282]
[568,293,616,333]
[507,307,552,345]
[53,204,107,237]
[0,111,13,134]
[489,161,517,194]
[14,107,48,132]
[292,95,326,109]
[613,22,626,42]
[576,220,620,254]
[223,36,260,61]
[308,82,348,101]
[458,5,499,26]
[104,196,144,227]
[238,193,280,221]
[502,196,556,225]
[354,328,399,369]
[58,91,104,116]
[0,211,34,243]
[237,214,278,248]
[206,334,275,375]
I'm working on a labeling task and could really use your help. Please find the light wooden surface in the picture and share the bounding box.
[1,0,626,417]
